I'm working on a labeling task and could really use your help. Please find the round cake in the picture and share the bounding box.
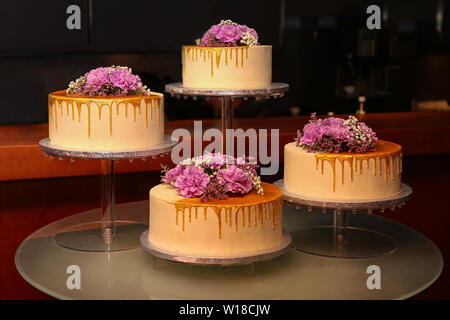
[48,66,164,151]
[182,20,272,89]
[148,154,285,257]
[284,115,403,201]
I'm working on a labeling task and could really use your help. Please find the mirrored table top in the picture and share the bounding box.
[15,201,443,300]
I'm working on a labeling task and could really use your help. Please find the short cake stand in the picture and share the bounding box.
[39,136,178,252]
[274,179,413,258]
[138,83,291,266]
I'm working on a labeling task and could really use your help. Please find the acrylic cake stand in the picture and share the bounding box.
[140,231,292,266]
[274,179,413,258]
[165,82,289,152]
[39,136,178,252]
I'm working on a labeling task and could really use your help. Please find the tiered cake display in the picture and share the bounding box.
[143,20,291,264]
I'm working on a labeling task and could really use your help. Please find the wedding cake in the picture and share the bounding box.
[148,154,285,257]
[284,115,402,201]
[48,66,164,151]
[182,20,271,89]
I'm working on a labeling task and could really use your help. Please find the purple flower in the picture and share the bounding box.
[85,67,110,92]
[198,20,259,47]
[68,66,150,97]
[217,165,252,195]
[296,115,378,153]
[323,117,344,127]
[323,125,351,142]
[300,122,325,145]
[174,166,210,198]
[216,24,242,44]
[239,25,258,41]
[163,165,184,184]
[109,69,140,93]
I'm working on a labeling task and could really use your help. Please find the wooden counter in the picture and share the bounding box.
[1,112,450,181]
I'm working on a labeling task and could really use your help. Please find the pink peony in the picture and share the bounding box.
[239,25,258,40]
[163,165,184,184]
[216,24,242,43]
[109,69,140,92]
[300,122,325,145]
[217,165,252,195]
[85,67,110,92]
[175,166,210,198]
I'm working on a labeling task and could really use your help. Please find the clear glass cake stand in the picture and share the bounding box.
[39,136,178,252]
[274,179,413,258]
[165,82,289,153]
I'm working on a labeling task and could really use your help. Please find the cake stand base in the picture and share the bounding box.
[39,136,178,252]
[291,226,397,258]
[140,231,292,266]
[274,179,412,259]
[54,221,147,252]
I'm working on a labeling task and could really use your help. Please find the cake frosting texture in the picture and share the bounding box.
[182,45,272,89]
[284,140,402,201]
[148,182,284,257]
[48,90,164,151]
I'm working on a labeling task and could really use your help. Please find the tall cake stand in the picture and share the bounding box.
[274,179,413,258]
[165,82,289,153]
[39,136,178,252]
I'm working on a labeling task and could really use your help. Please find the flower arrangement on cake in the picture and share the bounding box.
[197,19,259,47]
[66,65,151,97]
[295,114,377,153]
[161,153,264,201]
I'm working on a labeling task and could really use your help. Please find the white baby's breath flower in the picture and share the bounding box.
[220,19,238,26]
[240,32,258,46]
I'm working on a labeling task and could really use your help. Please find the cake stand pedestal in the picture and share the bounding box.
[274,179,413,258]
[140,231,292,266]
[39,136,178,252]
[165,82,289,153]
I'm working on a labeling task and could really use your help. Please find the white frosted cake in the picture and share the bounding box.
[148,154,285,257]
[284,115,402,201]
[182,20,272,89]
[48,66,164,151]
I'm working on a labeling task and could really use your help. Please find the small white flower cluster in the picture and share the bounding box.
[137,83,151,95]
[110,65,131,72]
[66,76,86,94]
[248,171,264,195]
[240,31,258,46]
[181,153,242,168]
[219,19,238,26]
[344,116,373,143]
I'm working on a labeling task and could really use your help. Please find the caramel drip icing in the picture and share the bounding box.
[314,140,403,192]
[183,46,250,78]
[48,91,161,138]
[172,182,282,238]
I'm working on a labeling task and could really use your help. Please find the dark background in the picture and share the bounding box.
[1,0,450,125]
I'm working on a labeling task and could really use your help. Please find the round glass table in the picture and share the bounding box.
[15,201,442,299]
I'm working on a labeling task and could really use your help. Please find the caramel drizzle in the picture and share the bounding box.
[183,46,249,77]
[48,93,161,138]
[173,199,282,239]
[314,148,402,192]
